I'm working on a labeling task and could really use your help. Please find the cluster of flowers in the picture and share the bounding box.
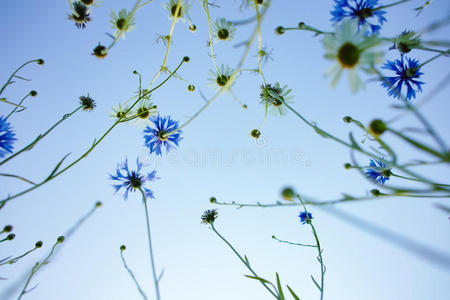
[324,0,424,100]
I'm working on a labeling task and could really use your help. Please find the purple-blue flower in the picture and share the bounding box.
[110,158,159,200]
[0,116,16,158]
[381,55,424,100]
[330,0,387,33]
[299,211,313,224]
[143,115,182,156]
[366,159,391,184]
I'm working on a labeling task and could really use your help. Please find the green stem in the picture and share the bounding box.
[0,173,36,185]
[120,248,148,300]
[374,0,411,11]
[5,93,31,120]
[17,239,62,300]
[0,246,39,266]
[0,105,83,166]
[391,173,450,187]
[387,128,446,160]
[272,236,317,248]
[210,223,279,298]
[0,59,40,96]
[297,196,324,300]
[139,188,160,300]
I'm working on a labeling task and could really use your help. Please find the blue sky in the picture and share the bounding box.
[1,0,449,299]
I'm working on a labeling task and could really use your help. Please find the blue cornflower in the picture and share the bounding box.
[143,115,182,156]
[366,159,391,184]
[381,55,424,100]
[299,211,313,224]
[110,158,159,200]
[0,116,16,158]
[330,0,387,33]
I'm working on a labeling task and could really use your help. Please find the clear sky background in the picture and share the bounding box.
[1,0,449,299]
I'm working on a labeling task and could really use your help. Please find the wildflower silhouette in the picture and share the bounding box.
[366,159,391,184]
[110,158,159,200]
[68,1,91,29]
[0,116,16,158]
[381,55,424,100]
[259,83,293,116]
[330,0,387,33]
[143,115,182,156]
[322,20,384,93]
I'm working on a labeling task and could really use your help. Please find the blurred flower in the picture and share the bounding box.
[201,209,218,224]
[299,211,313,224]
[110,8,136,39]
[0,116,16,158]
[322,20,383,93]
[143,115,182,156]
[68,1,91,29]
[208,65,236,91]
[391,30,422,54]
[330,0,386,33]
[213,18,236,42]
[110,158,159,200]
[381,55,424,100]
[366,159,391,184]
[259,83,293,116]
[165,0,191,21]
[111,104,130,121]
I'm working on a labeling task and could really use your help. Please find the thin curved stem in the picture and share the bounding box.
[139,188,160,300]
[210,223,278,298]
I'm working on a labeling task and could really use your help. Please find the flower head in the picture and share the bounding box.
[0,116,16,158]
[201,209,218,224]
[259,83,293,116]
[132,99,158,126]
[143,115,182,156]
[213,18,236,42]
[111,103,130,121]
[322,20,384,93]
[330,0,387,33]
[208,65,236,91]
[68,1,92,29]
[110,158,159,200]
[391,30,422,54]
[79,94,96,111]
[110,9,136,39]
[165,0,191,21]
[92,44,108,59]
[299,211,313,224]
[366,159,391,184]
[381,55,424,100]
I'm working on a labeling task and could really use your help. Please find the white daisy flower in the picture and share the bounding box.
[110,8,136,39]
[322,20,384,93]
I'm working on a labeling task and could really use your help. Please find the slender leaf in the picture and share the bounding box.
[286,285,301,300]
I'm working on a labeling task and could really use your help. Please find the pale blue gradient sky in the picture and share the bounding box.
[1,1,449,299]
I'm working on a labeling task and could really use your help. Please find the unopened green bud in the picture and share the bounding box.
[35,241,43,248]
[369,119,387,136]
[120,245,126,251]
[281,187,295,201]
[57,236,65,243]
